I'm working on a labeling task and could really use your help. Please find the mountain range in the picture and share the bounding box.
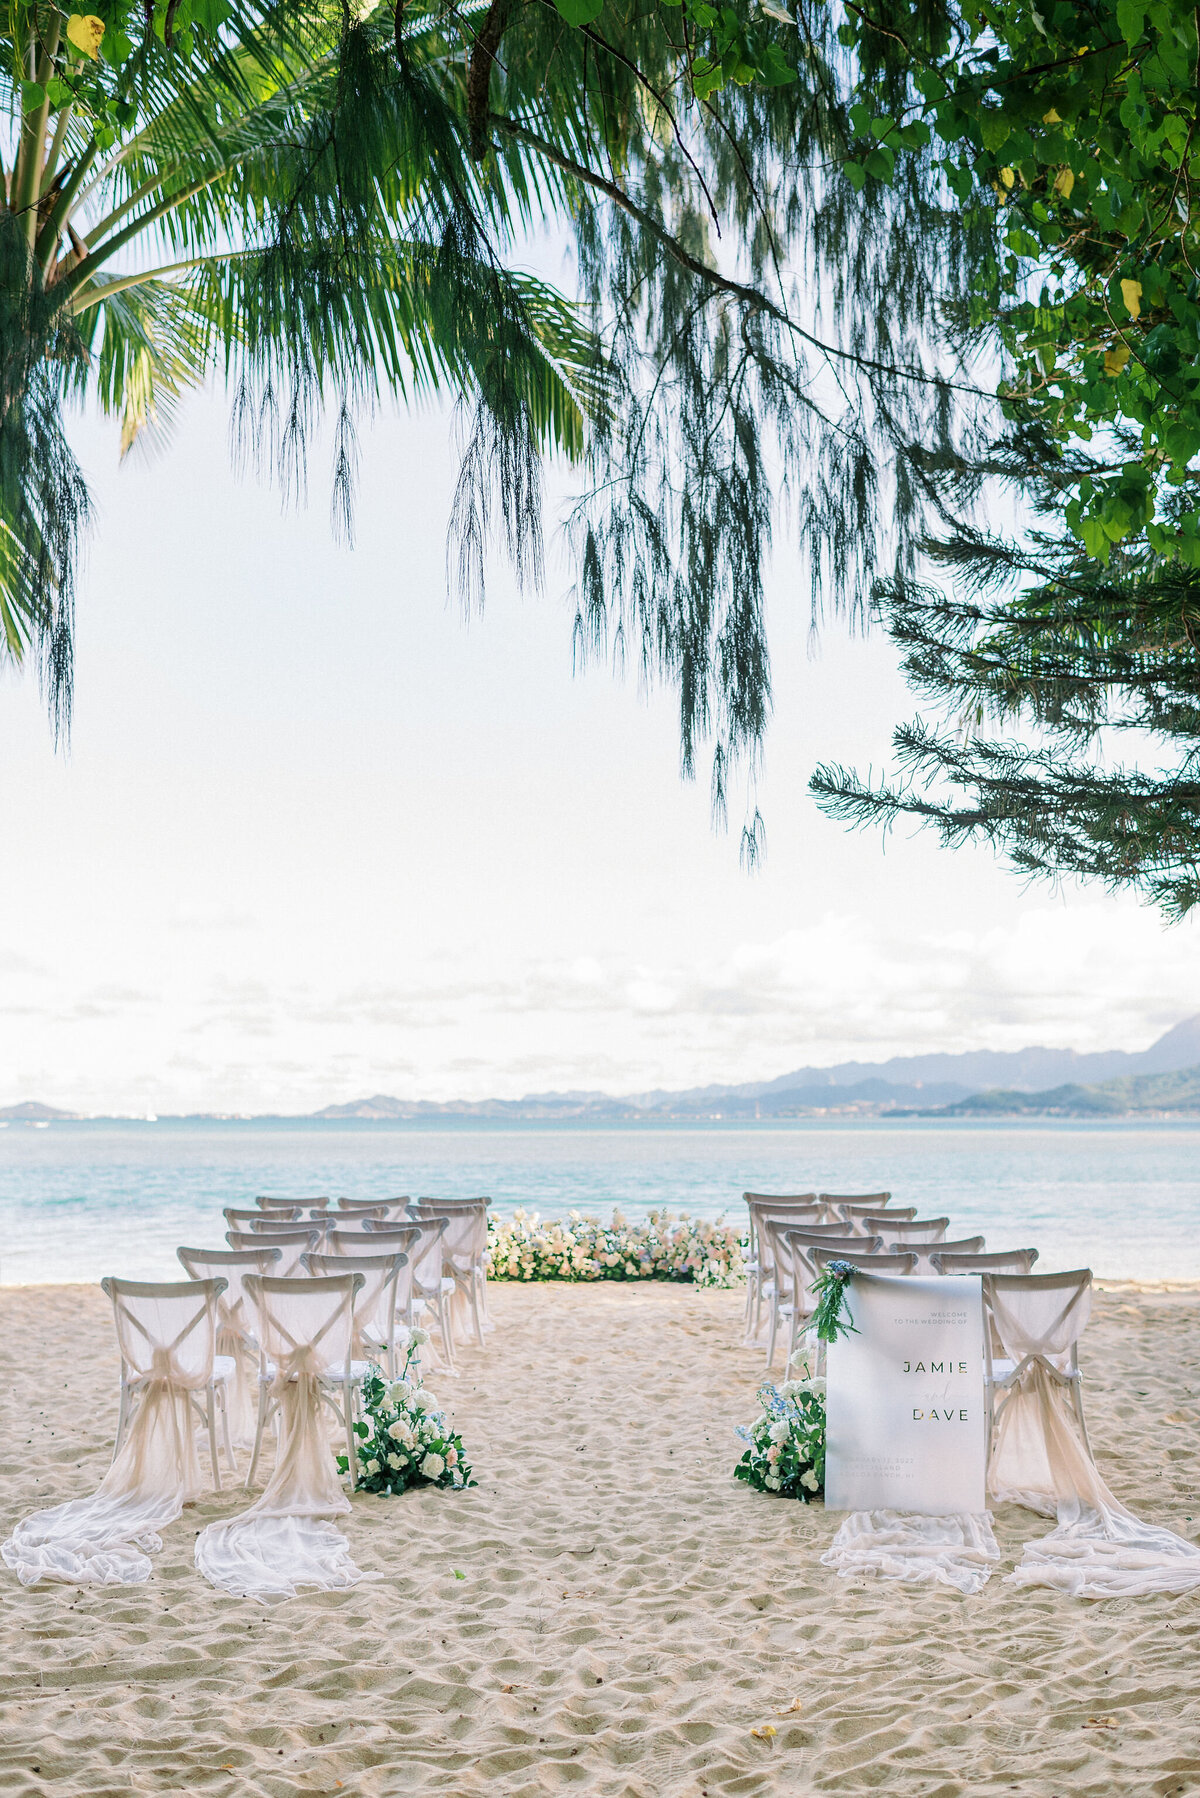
[8,1014,1200,1121]
[308,1013,1200,1120]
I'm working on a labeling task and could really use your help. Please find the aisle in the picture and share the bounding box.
[0,1281,1197,1796]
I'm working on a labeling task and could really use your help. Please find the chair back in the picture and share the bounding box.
[228,1204,299,1226]
[411,1194,491,1208]
[244,1273,364,1381]
[256,1195,329,1211]
[177,1245,282,1339]
[823,1192,894,1214]
[226,1227,320,1274]
[862,1215,949,1242]
[931,1249,1038,1276]
[408,1202,486,1266]
[810,1247,918,1275]
[746,1197,825,1274]
[335,1198,396,1217]
[365,1215,448,1289]
[102,1275,225,1388]
[302,1251,409,1357]
[244,1214,330,1239]
[324,1224,421,1260]
[775,1225,878,1299]
[897,1235,985,1271]
[981,1269,1092,1373]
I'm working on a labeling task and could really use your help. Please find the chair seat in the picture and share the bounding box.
[260,1360,373,1384]
[128,1356,236,1390]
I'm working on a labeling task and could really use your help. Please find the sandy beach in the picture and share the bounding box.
[1,1278,1198,1797]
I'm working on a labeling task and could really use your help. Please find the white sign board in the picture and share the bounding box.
[824,1273,986,1515]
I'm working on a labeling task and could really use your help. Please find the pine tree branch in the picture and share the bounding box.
[489,113,994,399]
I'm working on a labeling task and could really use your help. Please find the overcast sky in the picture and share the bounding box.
[2,388,1198,1114]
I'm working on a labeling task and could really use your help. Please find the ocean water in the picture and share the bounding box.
[0,1117,1196,1286]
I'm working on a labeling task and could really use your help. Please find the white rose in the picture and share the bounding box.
[386,1453,402,1470]
[420,1452,445,1479]
[801,1468,819,1492]
[765,1474,782,1491]
[365,1458,381,1476]
[413,1390,438,1413]
[388,1379,414,1404]
[410,1327,431,1346]
[768,1421,790,1445]
[386,1419,408,1440]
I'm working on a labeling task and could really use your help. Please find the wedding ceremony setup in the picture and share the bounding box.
[5,1181,1197,1615]
[737,1189,1200,1600]
[1,1193,487,1600]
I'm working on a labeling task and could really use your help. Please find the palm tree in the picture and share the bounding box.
[4,0,980,842]
[3,0,600,734]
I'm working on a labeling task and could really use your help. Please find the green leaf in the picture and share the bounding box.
[552,0,604,24]
[1116,0,1146,42]
[757,43,794,86]
[844,159,866,191]
[20,80,45,111]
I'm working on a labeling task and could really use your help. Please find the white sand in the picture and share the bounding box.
[1,1278,1198,1796]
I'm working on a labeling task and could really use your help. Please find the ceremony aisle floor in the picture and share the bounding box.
[1,1280,1198,1798]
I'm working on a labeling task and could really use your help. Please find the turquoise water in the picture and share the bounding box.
[0,1117,1196,1285]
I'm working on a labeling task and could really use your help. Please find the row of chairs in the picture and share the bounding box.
[106,1193,493,1499]
[741,1189,1092,1459]
[742,1190,1038,1371]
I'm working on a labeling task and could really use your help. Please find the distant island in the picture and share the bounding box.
[9,1014,1200,1123]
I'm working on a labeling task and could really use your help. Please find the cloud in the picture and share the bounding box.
[3,898,1196,1112]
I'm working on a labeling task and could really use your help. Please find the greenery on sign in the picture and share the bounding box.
[734,1371,825,1500]
[337,1339,473,1496]
[809,1257,858,1344]
[487,1208,744,1286]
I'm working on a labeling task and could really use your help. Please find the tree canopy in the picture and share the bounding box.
[804,0,1200,916]
[3,0,991,853]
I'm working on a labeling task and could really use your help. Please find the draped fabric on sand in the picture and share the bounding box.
[823,1271,1200,1598]
[1,1281,222,1587]
[988,1276,1200,1598]
[195,1276,369,1601]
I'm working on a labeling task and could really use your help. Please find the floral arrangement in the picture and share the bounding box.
[337,1331,474,1496]
[734,1370,826,1500]
[486,1207,745,1288]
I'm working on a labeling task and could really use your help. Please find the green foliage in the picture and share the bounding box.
[734,1372,826,1499]
[810,1258,857,1343]
[2,0,995,852]
[787,1,1200,913]
[336,1352,474,1496]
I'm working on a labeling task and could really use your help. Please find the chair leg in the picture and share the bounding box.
[206,1388,222,1493]
[343,1384,357,1492]
[765,1293,779,1370]
[112,1382,130,1464]
[246,1386,270,1490]
[470,1280,485,1347]
[218,1383,236,1478]
[1070,1377,1094,1462]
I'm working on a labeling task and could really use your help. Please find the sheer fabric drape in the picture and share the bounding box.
[987,1276,1200,1597]
[195,1276,371,1602]
[823,1271,1200,1599]
[178,1248,281,1447]
[2,1279,224,1587]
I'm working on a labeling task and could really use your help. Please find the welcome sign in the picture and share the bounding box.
[824,1273,987,1515]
